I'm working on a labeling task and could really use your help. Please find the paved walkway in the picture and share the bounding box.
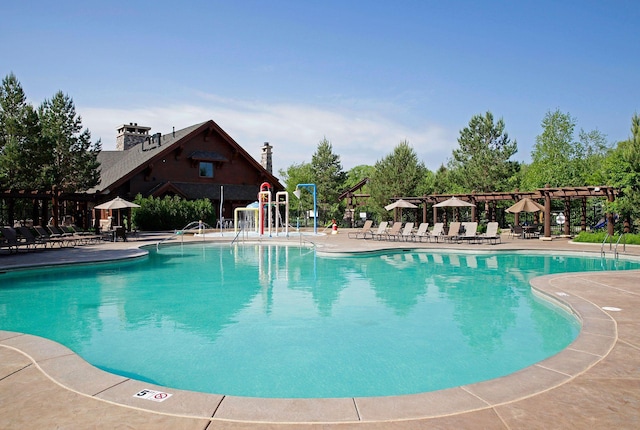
[1,231,639,429]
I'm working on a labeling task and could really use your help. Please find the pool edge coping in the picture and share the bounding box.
[1,247,631,424]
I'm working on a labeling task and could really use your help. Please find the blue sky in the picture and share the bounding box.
[2,0,638,175]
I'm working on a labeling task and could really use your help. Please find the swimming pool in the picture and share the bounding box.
[1,244,637,398]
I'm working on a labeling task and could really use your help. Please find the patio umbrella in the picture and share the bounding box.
[94,197,140,210]
[94,197,140,226]
[433,196,474,207]
[505,198,544,213]
[506,197,545,225]
[433,196,474,223]
[384,199,417,210]
[385,199,417,222]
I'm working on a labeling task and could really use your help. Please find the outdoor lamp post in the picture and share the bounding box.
[295,183,317,235]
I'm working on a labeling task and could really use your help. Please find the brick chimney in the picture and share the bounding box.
[116,123,151,151]
[260,142,273,173]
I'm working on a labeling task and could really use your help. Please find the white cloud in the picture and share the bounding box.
[80,94,458,177]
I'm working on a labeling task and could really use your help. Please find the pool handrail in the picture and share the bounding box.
[156,220,211,250]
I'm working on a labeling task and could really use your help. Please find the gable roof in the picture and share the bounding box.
[88,120,282,195]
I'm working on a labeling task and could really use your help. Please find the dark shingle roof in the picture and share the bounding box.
[87,122,206,193]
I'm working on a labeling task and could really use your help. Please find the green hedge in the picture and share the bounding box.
[573,231,640,245]
[132,195,215,231]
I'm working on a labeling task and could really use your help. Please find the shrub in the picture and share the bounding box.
[132,195,215,231]
[574,231,640,245]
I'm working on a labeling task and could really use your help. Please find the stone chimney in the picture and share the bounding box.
[116,123,151,151]
[260,142,273,173]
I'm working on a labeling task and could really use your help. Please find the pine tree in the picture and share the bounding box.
[448,111,517,193]
[0,73,48,189]
[369,141,427,220]
[39,90,101,225]
[310,138,346,223]
[39,91,101,193]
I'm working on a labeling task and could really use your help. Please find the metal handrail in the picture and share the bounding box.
[614,233,626,258]
[601,233,611,256]
[156,221,210,250]
[230,226,244,246]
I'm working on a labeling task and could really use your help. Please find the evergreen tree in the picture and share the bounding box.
[448,111,517,193]
[38,90,101,225]
[39,91,101,193]
[0,73,48,189]
[369,141,428,220]
[310,137,346,223]
[603,113,640,232]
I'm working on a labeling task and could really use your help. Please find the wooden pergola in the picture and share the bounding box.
[342,184,619,239]
[0,188,94,229]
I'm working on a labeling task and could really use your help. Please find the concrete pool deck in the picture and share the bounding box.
[1,231,639,429]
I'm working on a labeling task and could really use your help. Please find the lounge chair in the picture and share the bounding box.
[16,226,47,250]
[428,222,445,243]
[33,225,72,248]
[443,222,461,243]
[364,221,387,240]
[376,221,402,240]
[51,225,81,245]
[63,225,101,245]
[412,223,430,242]
[396,222,414,241]
[3,226,41,252]
[1,227,21,253]
[480,222,501,245]
[458,222,478,243]
[348,220,373,239]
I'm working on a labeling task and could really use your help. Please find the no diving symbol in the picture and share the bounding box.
[133,388,173,402]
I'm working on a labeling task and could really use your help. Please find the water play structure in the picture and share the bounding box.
[233,182,290,237]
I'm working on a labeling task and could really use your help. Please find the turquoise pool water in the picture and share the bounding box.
[1,244,637,398]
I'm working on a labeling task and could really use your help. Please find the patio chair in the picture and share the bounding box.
[16,226,47,250]
[412,223,430,242]
[511,224,524,239]
[396,222,415,241]
[479,222,501,245]
[348,220,373,239]
[33,225,72,248]
[363,221,388,240]
[428,222,445,243]
[49,225,80,246]
[443,222,461,243]
[458,222,478,243]
[376,221,403,240]
[1,227,21,254]
[66,225,102,244]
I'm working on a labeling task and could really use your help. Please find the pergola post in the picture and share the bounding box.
[607,190,615,236]
[564,198,571,236]
[470,198,476,222]
[580,197,587,232]
[544,185,552,238]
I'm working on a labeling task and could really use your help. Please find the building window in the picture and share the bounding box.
[199,162,214,178]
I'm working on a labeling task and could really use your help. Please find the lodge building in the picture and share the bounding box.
[1,120,284,229]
